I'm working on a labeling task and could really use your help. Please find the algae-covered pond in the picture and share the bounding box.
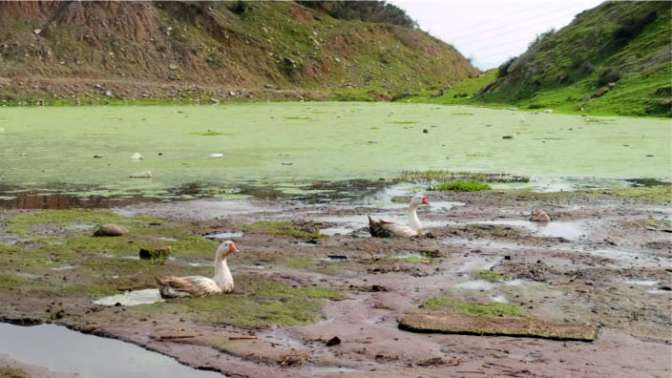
[0,102,669,196]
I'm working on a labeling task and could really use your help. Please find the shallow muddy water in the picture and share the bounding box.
[1,103,669,198]
[0,323,224,378]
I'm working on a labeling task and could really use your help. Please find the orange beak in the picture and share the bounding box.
[228,242,239,253]
[421,195,430,205]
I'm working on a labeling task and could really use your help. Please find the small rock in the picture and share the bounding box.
[169,63,178,70]
[131,152,143,160]
[33,29,42,35]
[325,336,341,347]
[209,97,220,104]
[94,224,128,237]
[104,90,114,98]
[529,208,551,222]
[129,171,152,179]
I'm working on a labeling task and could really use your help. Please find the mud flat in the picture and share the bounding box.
[0,181,670,377]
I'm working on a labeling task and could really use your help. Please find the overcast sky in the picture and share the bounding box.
[388,0,603,70]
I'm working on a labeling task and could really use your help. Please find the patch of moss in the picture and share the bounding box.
[399,170,529,183]
[604,186,672,204]
[136,276,342,328]
[6,209,158,237]
[431,180,491,192]
[242,221,322,239]
[285,256,348,275]
[475,271,510,282]
[421,297,523,317]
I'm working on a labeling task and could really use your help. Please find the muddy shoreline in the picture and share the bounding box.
[0,187,670,378]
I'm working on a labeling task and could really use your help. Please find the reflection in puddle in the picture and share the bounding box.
[0,323,224,378]
[204,231,244,239]
[455,280,496,290]
[625,279,658,287]
[491,294,509,303]
[477,220,587,240]
[93,289,164,306]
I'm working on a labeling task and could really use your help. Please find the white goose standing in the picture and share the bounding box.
[156,240,238,298]
[368,194,430,237]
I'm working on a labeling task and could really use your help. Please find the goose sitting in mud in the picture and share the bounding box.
[368,194,429,237]
[156,240,238,298]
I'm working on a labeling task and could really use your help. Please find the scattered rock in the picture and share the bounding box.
[129,171,152,179]
[168,63,178,70]
[529,208,551,222]
[94,224,128,237]
[33,28,42,35]
[104,90,114,98]
[325,336,341,347]
[139,246,172,261]
[416,357,447,367]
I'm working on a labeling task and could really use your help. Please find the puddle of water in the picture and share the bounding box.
[0,323,224,378]
[455,280,497,291]
[204,231,244,239]
[647,289,671,295]
[93,289,164,306]
[455,256,503,273]
[490,294,509,303]
[478,219,587,240]
[51,265,76,271]
[625,279,658,287]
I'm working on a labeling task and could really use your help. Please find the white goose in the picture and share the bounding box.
[156,240,238,298]
[368,194,429,237]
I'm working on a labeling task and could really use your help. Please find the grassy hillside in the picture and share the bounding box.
[0,1,478,104]
[478,1,672,117]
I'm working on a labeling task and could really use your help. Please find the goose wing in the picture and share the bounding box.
[156,276,221,298]
[368,216,417,238]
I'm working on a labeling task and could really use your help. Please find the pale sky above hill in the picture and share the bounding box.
[389,0,603,70]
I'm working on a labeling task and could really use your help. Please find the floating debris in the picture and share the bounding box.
[208,153,224,159]
[130,152,143,160]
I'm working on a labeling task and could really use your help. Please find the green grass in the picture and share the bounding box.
[399,170,529,183]
[242,221,322,239]
[135,276,343,328]
[404,69,497,106]
[421,296,523,317]
[475,271,510,282]
[431,180,491,192]
[6,210,153,237]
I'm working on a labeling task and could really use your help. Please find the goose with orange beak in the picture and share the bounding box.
[156,240,239,298]
[368,194,430,237]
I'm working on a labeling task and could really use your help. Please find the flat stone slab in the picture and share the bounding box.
[399,313,598,342]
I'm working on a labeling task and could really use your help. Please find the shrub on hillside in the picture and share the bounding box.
[498,58,515,78]
[613,10,658,45]
[596,68,621,86]
[300,1,416,28]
